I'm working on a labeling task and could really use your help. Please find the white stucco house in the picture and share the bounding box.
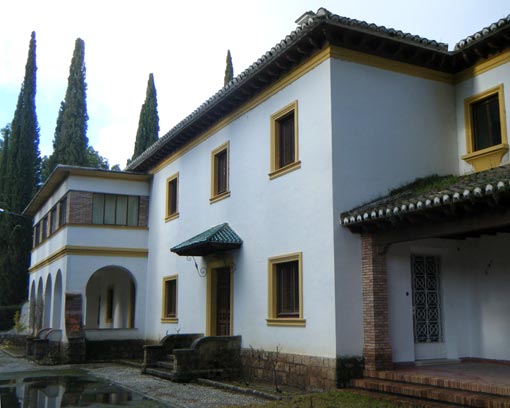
[23,8,510,393]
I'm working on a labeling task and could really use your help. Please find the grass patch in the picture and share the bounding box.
[225,390,397,407]
[390,175,459,197]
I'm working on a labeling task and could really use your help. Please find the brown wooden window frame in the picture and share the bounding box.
[161,275,178,323]
[165,173,179,222]
[210,142,230,203]
[267,252,305,327]
[269,101,300,179]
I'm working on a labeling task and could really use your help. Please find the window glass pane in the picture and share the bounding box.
[41,217,48,240]
[34,224,41,246]
[92,194,105,224]
[127,196,139,226]
[276,261,299,317]
[104,195,116,224]
[165,279,176,317]
[278,112,295,168]
[472,95,501,151]
[215,149,228,194]
[106,287,114,321]
[116,195,128,225]
[59,197,67,226]
[50,208,58,233]
[168,179,178,215]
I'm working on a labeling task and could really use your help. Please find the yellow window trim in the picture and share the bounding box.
[165,172,179,221]
[267,251,305,327]
[269,101,299,178]
[161,274,178,322]
[210,141,230,202]
[462,84,508,172]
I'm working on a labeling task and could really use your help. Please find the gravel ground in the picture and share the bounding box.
[0,350,266,407]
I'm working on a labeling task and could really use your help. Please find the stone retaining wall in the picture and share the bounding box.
[241,349,337,390]
[86,339,145,361]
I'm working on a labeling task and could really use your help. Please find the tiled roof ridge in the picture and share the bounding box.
[315,7,448,51]
[126,8,453,172]
[455,14,510,50]
[341,166,510,226]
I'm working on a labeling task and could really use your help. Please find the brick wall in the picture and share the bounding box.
[361,233,393,371]
[241,349,337,390]
[68,191,93,224]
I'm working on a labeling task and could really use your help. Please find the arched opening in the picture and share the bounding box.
[52,270,63,329]
[85,266,136,329]
[29,281,36,334]
[43,274,52,328]
[35,278,44,333]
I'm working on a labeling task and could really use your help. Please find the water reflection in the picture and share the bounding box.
[0,374,164,407]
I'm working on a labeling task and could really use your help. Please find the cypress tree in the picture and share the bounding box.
[0,125,10,202]
[224,50,234,86]
[48,38,88,170]
[0,32,40,308]
[131,73,159,160]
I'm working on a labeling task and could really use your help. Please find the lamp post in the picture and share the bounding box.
[0,208,29,218]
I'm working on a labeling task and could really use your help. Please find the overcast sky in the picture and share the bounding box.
[1,0,509,168]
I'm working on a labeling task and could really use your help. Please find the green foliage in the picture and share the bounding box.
[390,174,459,197]
[13,310,26,333]
[224,49,234,86]
[0,305,23,331]
[132,73,159,161]
[0,32,40,308]
[47,38,89,172]
[0,125,11,201]
[86,146,109,169]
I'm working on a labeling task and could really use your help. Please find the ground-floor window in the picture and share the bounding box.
[267,252,305,327]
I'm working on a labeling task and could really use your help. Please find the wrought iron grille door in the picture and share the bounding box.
[411,255,443,343]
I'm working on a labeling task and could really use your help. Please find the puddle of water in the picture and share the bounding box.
[0,371,166,407]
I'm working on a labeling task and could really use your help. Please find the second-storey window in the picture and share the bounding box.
[211,142,230,202]
[165,173,179,221]
[270,101,300,179]
[50,207,58,234]
[462,85,508,172]
[59,196,67,227]
[470,93,501,151]
[92,193,139,226]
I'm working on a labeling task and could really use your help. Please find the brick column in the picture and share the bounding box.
[361,233,392,371]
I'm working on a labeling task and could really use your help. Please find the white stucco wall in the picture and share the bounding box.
[387,236,510,363]
[145,60,338,357]
[455,63,510,175]
[330,58,458,357]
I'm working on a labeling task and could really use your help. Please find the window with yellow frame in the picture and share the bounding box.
[267,252,305,327]
[269,101,301,179]
[210,142,230,203]
[161,275,178,323]
[165,173,179,222]
[461,84,508,172]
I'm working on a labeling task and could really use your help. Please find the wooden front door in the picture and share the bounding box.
[207,266,232,336]
[215,267,231,336]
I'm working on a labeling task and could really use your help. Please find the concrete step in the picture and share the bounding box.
[352,378,510,408]
[415,359,461,367]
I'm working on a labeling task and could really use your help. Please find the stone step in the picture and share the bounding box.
[157,361,175,370]
[353,378,510,408]
[144,367,176,381]
[166,354,175,362]
[365,370,510,398]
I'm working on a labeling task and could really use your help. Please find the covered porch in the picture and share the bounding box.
[341,166,510,372]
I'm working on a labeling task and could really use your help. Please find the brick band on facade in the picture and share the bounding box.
[361,233,393,371]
